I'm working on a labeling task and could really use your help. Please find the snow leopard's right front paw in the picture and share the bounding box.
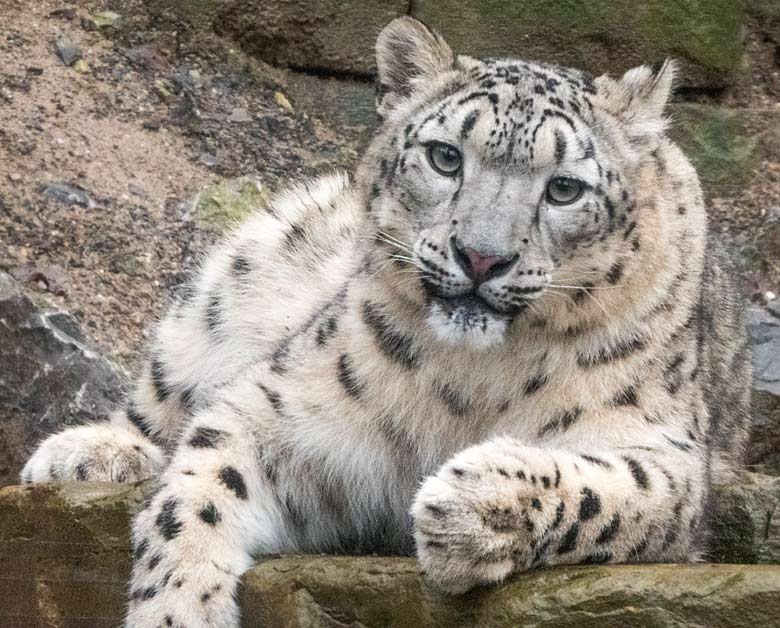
[21,424,164,483]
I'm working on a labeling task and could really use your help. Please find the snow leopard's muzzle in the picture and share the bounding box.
[415,234,551,347]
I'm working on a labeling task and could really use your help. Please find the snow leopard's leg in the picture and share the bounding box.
[124,400,291,628]
[412,433,705,594]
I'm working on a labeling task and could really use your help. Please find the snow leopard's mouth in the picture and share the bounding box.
[433,293,512,320]
[425,293,523,348]
[420,278,531,347]
[425,283,529,318]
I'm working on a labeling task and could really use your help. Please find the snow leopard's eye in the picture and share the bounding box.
[426,142,462,176]
[546,177,584,205]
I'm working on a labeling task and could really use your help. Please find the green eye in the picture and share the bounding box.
[546,177,584,205]
[427,142,462,176]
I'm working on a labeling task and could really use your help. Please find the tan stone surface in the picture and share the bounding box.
[1,480,779,627]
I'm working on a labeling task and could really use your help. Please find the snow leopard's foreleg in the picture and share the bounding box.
[124,399,294,628]
[413,433,703,594]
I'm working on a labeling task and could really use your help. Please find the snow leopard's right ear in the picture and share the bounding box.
[375,16,454,117]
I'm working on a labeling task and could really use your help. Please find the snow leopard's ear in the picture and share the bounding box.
[595,59,677,141]
[375,16,454,117]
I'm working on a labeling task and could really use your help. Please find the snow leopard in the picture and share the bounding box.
[22,16,751,628]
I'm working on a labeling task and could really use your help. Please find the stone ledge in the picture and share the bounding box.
[1,481,779,627]
[242,557,780,628]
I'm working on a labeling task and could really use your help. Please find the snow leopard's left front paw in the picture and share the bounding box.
[411,439,563,594]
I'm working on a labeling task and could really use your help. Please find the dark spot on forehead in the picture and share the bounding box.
[460,110,480,140]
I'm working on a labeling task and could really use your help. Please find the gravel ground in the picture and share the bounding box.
[0,0,358,367]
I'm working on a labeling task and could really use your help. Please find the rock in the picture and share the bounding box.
[272,91,293,114]
[73,58,90,74]
[0,274,126,487]
[242,558,780,628]
[198,152,220,167]
[39,181,95,208]
[50,7,77,20]
[710,473,780,564]
[92,10,125,30]
[227,107,252,123]
[413,0,744,89]
[749,0,780,42]
[1,480,779,628]
[0,482,148,623]
[283,72,377,133]
[54,33,82,65]
[745,305,780,472]
[205,0,743,89]
[669,104,761,198]
[127,182,148,198]
[193,176,270,233]
[739,217,780,302]
[150,0,224,29]
[80,16,97,32]
[218,0,408,77]
[9,263,69,296]
[125,44,169,72]
[54,32,82,66]
[152,79,175,102]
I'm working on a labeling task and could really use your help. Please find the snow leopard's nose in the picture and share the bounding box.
[451,238,517,284]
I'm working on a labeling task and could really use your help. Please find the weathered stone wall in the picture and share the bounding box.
[156,0,745,89]
[1,479,779,627]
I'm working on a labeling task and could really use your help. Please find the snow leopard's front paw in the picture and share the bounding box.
[412,439,563,594]
[21,424,164,483]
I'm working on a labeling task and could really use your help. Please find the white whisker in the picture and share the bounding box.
[547,284,619,290]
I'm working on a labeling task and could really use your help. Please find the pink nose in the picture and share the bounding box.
[453,242,515,283]
[464,249,507,277]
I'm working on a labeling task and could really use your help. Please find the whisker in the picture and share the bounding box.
[364,232,415,255]
[389,254,416,263]
[527,301,544,319]
[376,239,414,255]
[368,259,399,279]
[377,231,414,251]
[547,284,620,290]
[545,289,577,305]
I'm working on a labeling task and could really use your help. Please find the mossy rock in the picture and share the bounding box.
[193,176,271,234]
[154,0,744,89]
[216,0,409,77]
[412,0,744,89]
[282,71,378,134]
[669,104,761,197]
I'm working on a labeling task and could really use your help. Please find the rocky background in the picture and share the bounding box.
[1,0,779,625]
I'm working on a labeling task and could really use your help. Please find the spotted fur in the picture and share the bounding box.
[22,16,750,626]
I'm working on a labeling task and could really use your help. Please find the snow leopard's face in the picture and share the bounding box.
[365,18,671,348]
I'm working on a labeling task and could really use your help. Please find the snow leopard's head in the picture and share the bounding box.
[361,17,679,349]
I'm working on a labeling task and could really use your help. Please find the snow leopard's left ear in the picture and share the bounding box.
[375,16,454,117]
[595,59,677,140]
